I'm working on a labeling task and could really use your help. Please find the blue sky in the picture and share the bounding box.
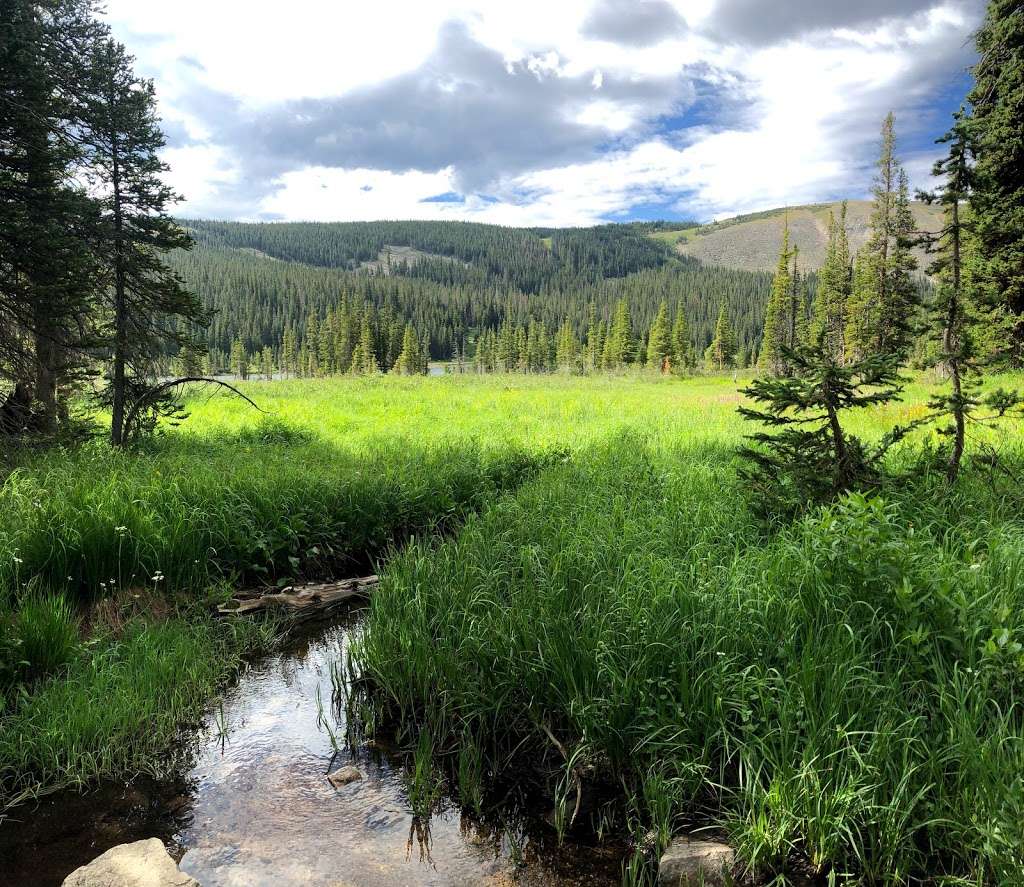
[104,0,985,227]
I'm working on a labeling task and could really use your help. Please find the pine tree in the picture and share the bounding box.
[966,0,1024,360]
[392,323,423,375]
[708,306,736,372]
[739,348,907,518]
[0,0,107,429]
[811,203,852,361]
[918,111,1024,482]
[349,316,379,375]
[84,36,203,445]
[789,246,809,349]
[555,318,579,372]
[759,219,792,375]
[646,301,671,372]
[606,299,634,368]
[281,324,296,378]
[260,345,274,380]
[335,302,354,374]
[844,113,919,362]
[585,305,605,373]
[670,304,691,372]
[230,338,247,379]
[304,313,320,377]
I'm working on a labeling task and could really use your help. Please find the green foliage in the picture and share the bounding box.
[810,202,852,361]
[739,348,906,518]
[967,0,1024,359]
[706,306,736,371]
[15,592,79,678]
[355,432,1024,884]
[844,114,920,363]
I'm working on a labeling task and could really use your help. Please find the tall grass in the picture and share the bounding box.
[1,370,1022,877]
[355,434,1024,884]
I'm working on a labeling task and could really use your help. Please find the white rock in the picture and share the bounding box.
[327,765,363,787]
[62,838,199,887]
[658,838,735,886]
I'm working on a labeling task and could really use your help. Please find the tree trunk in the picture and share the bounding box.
[109,107,127,447]
[945,199,965,483]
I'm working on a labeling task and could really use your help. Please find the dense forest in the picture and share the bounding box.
[168,220,773,375]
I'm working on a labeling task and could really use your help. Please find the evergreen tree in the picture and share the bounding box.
[349,316,379,375]
[585,304,605,373]
[304,313,320,377]
[646,301,671,372]
[759,220,792,375]
[281,324,296,378]
[844,113,919,362]
[606,299,634,368]
[670,304,691,372]
[918,111,1023,482]
[555,318,579,372]
[260,345,274,380]
[739,348,907,519]
[392,323,424,376]
[789,245,809,350]
[230,338,247,379]
[811,202,852,361]
[707,306,736,372]
[84,36,202,445]
[0,0,107,428]
[335,302,354,374]
[966,0,1024,360]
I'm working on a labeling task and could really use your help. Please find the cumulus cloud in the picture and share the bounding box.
[104,0,985,225]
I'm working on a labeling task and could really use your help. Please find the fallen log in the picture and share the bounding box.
[218,576,378,622]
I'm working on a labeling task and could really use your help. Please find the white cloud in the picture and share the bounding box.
[104,0,982,226]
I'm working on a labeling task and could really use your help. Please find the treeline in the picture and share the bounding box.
[184,218,680,293]
[167,233,774,374]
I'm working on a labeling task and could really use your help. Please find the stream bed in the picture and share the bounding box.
[0,607,623,886]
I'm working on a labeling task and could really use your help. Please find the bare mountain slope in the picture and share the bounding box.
[666,201,943,273]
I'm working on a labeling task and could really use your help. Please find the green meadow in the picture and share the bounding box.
[2,373,1023,883]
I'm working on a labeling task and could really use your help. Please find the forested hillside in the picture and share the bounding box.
[170,219,772,367]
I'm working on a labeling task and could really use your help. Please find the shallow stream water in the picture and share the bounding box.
[0,608,622,886]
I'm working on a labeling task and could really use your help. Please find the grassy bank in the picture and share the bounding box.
[350,376,1024,885]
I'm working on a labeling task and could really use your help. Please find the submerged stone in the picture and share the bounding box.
[327,765,363,788]
[658,838,735,886]
[62,838,199,887]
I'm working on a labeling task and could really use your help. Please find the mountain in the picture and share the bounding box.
[652,201,944,273]
[168,219,770,361]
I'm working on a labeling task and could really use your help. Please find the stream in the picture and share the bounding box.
[0,606,623,886]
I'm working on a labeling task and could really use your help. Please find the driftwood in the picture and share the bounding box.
[218,576,378,622]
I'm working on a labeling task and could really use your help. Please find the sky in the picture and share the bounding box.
[103,0,985,227]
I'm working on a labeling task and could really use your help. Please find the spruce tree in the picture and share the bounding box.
[0,0,107,428]
[606,299,634,368]
[844,113,919,362]
[555,318,579,372]
[966,0,1024,359]
[670,304,691,372]
[708,306,736,372]
[919,111,1023,482]
[392,323,422,375]
[646,301,671,372]
[811,203,852,361]
[84,37,203,445]
[759,220,792,375]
